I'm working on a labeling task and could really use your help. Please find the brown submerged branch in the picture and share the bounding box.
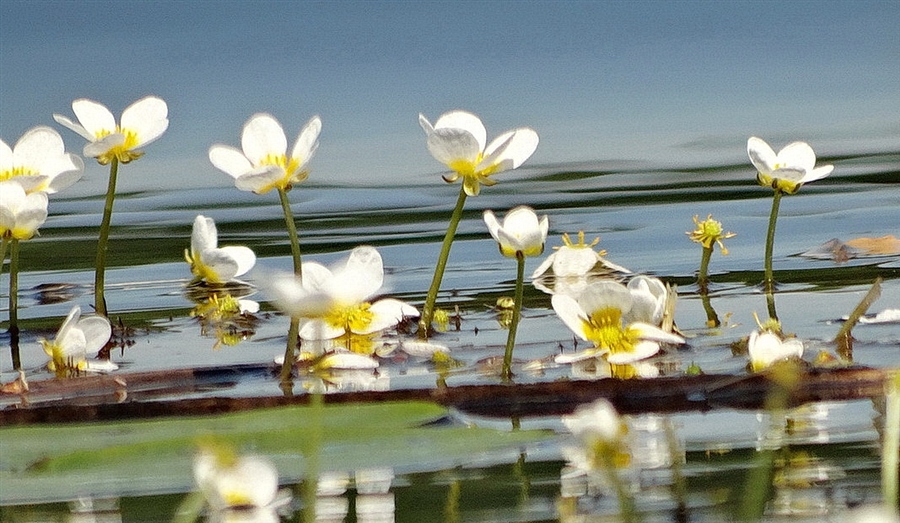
[0,365,892,426]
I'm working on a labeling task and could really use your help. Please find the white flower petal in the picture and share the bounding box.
[425,128,482,167]
[801,164,834,184]
[778,141,817,172]
[200,249,240,281]
[551,294,590,341]
[52,113,94,142]
[77,316,112,353]
[14,126,65,169]
[554,350,600,364]
[209,145,254,179]
[219,246,256,277]
[606,340,660,364]
[0,139,12,170]
[631,322,685,345]
[40,153,84,193]
[398,340,450,357]
[71,99,116,136]
[576,281,633,318]
[319,352,379,370]
[55,306,82,346]
[530,253,556,279]
[299,319,344,340]
[120,96,169,147]
[233,165,285,194]
[433,110,486,152]
[478,128,539,173]
[358,299,417,334]
[242,113,287,165]
[328,246,384,303]
[290,115,322,167]
[192,215,218,253]
[747,136,777,174]
[263,271,335,319]
[553,247,598,277]
[84,133,125,158]
[83,359,119,373]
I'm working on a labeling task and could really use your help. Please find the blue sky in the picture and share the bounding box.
[2,0,898,195]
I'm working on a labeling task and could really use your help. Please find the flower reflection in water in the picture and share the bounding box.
[66,497,122,523]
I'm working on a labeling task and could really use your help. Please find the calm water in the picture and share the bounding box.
[1,150,899,521]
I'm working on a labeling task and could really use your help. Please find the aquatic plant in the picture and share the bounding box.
[748,328,804,372]
[193,443,287,516]
[185,215,256,285]
[687,214,735,292]
[483,205,548,379]
[54,96,169,316]
[417,110,538,337]
[209,113,321,277]
[553,280,684,366]
[39,305,115,376]
[748,137,833,320]
[0,126,84,194]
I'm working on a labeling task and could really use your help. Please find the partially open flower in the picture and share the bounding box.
[626,275,668,326]
[687,214,735,254]
[1,126,84,194]
[483,206,548,258]
[0,180,48,241]
[39,306,115,375]
[54,96,169,165]
[553,281,684,365]
[209,113,321,194]
[748,137,833,194]
[185,215,256,284]
[419,110,538,196]
[748,329,803,372]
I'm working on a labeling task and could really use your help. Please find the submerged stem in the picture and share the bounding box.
[95,157,119,316]
[502,252,525,381]
[8,238,19,335]
[763,190,783,321]
[278,187,303,277]
[418,186,468,338]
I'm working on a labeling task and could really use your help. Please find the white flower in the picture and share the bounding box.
[54,96,169,165]
[562,399,626,445]
[194,450,281,511]
[748,329,803,372]
[419,110,538,196]
[748,136,833,194]
[209,113,321,194]
[263,246,418,343]
[552,281,684,365]
[39,306,115,374]
[531,231,631,280]
[0,126,84,194]
[185,215,256,284]
[483,206,549,257]
[0,180,48,241]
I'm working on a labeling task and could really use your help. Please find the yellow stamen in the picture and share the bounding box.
[582,307,641,355]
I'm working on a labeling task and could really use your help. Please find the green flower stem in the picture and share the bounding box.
[884,372,900,508]
[94,157,119,316]
[277,187,303,277]
[419,186,468,338]
[763,189,783,321]
[280,317,300,390]
[502,252,526,381]
[697,244,713,294]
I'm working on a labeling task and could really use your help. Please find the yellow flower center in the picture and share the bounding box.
[325,303,374,334]
[185,249,224,284]
[94,128,144,164]
[255,153,307,193]
[688,214,735,254]
[0,166,38,180]
[222,489,255,508]
[582,307,640,355]
[557,231,606,255]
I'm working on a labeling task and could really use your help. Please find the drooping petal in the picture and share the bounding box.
[606,340,660,364]
[77,316,112,354]
[209,145,254,179]
[801,164,834,184]
[120,96,169,147]
[554,349,602,364]
[55,306,82,346]
[71,99,116,137]
[357,298,418,334]
[290,115,322,168]
[242,113,287,166]
[551,294,591,341]
[630,322,685,344]
[747,136,777,175]
[482,210,503,244]
[218,246,256,277]
[478,128,539,173]
[233,165,285,194]
[52,113,94,142]
[192,215,218,253]
[554,247,599,277]
[433,110,486,152]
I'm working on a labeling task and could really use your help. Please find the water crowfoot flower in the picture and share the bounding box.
[1,126,84,194]
[483,206,548,379]
[54,96,169,316]
[210,113,321,277]
[553,281,684,367]
[687,213,735,296]
[185,215,256,284]
[417,111,538,337]
[1,180,49,335]
[748,137,833,320]
[748,328,803,372]
[40,306,116,376]
[193,444,288,516]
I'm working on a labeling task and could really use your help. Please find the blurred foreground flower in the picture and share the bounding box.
[417,110,538,338]
[40,306,116,375]
[748,328,803,372]
[185,215,256,284]
[264,246,418,355]
[194,444,288,516]
[54,96,169,165]
[1,126,84,194]
[553,281,684,365]
[483,206,547,379]
[54,96,169,316]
